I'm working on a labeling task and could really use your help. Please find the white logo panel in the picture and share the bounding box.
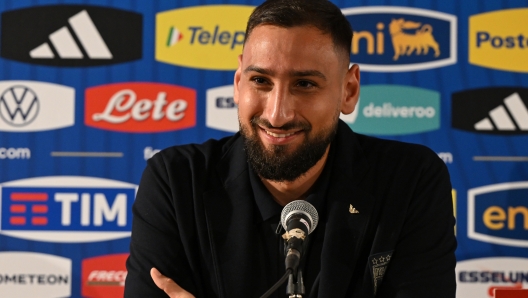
[0,81,74,132]
[206,85,239,132]
[0,252,72,298]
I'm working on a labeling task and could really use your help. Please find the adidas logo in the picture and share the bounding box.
[474,93,528,131]
[452,88,528,135]
[1,5,142,67]
[30,10,112,60]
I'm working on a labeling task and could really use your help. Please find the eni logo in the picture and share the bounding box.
[469,8,528,73]
[155,5,255,70]
[342,6,456,72]
[389,18,440,60]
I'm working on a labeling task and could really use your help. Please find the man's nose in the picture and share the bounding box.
[263,85,294,128]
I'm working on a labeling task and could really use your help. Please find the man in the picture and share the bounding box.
[125,0,456,297]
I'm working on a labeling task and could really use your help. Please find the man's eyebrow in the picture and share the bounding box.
[244,65,272,75]
[244,66,326,81]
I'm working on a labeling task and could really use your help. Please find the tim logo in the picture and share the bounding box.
[0,176,137,243]
[85,82,196,133]
[468,182,528,247]
[1,5,142,66]
[342,6,456,72]
[0,81,74,132]
[82,253,128,298]
[452,87,528,135]
[206,85,238,132]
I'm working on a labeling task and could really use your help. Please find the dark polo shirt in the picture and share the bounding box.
[248,142,336,298]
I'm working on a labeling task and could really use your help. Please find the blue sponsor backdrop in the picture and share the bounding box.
[0,0,527,297]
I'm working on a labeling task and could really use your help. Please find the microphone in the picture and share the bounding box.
[280,200,319,273]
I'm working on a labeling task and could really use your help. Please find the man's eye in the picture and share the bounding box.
[252,77,267,84]
[297,80,315,88]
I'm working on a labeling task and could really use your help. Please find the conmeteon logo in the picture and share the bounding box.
[456,257,528,298]
[469,8,528,73]
[85,82,196,133]
[452,87,528,135]
[0,252,71,298]
[0,176,136,243]
[82,253,128,298]
[206,85,238,132]
[1,5,142,67]
[156,5,255,70]
[342,6,457,72]
[0,81,74,132]
[468,182,528,247]
[339,85,440,135]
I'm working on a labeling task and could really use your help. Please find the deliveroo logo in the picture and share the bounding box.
[340,85,440,135]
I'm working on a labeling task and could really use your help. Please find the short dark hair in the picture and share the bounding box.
[245,0,353,60]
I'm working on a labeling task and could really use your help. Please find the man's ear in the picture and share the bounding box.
[340,63,360,115]
[233,54,243,105]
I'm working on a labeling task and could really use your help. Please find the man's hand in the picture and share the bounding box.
[150,267,195,298]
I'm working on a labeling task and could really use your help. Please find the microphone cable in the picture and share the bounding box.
[259,268,292,298]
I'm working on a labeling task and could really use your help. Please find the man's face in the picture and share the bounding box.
[234,25,359,182]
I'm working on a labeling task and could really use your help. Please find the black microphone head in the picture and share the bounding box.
[281,200,319,235]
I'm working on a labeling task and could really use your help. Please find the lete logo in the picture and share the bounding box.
[85,82,196,133]
[0,176,137,243]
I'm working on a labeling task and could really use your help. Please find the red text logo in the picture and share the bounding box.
[81,253,128,298]
[85,82,196,132]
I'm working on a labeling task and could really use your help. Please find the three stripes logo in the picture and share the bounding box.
[452,87,528,135]
[1,5,142,67]
[8,192,49,227]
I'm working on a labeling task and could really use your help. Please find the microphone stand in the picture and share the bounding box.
[286,269,304,298]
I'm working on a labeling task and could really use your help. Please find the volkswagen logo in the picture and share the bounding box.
[0,85,39,127]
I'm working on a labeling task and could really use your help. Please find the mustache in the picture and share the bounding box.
[250,116,311,131]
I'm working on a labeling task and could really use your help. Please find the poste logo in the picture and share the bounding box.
[342,6,457,72]
[456,257,528,297]
[340,85,440,135]
[156,5,255,70]
[206,85,238,132]
[469,8,528,73]
[85,82,196,133]
[0,81,74,132]
[0,176,137,243]
[0,251,71,298]
[452,87,528,135]
[468,181,528,247]
[82,253,128,298]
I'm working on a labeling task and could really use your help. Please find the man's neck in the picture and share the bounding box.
[260,146,330,206]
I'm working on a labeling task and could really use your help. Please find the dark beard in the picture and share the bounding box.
[241,116,337,182]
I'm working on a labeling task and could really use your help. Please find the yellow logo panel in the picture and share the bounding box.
[156,5,255,70]
[469,8,528,73]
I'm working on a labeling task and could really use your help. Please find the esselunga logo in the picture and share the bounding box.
[342,6,457,72]
[0,251,71,298]
[340,85,440,135]
[468,181,528,247]
[456,257,528,297]
[469,8,528,73]
[85,82,196,133]
[0,176,137,243]
[156,5,255,70]
[206,85,238,132]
